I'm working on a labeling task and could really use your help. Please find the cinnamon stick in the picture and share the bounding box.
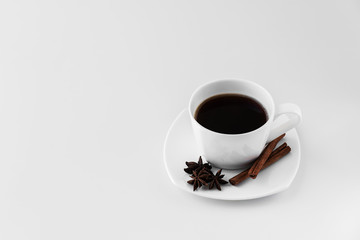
[248,133,285,179]
[269,142,287,158]
[229,145,291,186]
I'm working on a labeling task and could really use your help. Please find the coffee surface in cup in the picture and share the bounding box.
[195,94,268,134]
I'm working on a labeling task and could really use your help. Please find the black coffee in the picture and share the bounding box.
[195,94,268,134]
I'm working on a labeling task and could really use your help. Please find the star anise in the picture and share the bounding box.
[187,168,209,191]
[184,161,198,174]
[208,169,228,191]
[184,156,212,174]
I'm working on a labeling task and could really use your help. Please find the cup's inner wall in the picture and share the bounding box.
[190,80,274,127]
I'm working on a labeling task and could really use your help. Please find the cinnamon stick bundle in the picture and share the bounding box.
[248,133,285,179]
[229,143,291,186]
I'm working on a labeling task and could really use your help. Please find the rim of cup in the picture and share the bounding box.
[188,79,275,136]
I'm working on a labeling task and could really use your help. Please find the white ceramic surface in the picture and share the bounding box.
[189,79,302,169]
[164,109,301,200]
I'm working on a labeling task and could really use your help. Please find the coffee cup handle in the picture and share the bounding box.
[267,103,302,142]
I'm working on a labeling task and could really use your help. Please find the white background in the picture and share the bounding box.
[1,0,360,239]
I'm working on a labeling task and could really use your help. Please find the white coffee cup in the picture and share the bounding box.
[189,79,302,169]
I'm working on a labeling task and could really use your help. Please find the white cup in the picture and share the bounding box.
[189,79,302,169]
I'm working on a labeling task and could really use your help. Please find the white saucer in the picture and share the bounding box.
[163,109,301,200]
